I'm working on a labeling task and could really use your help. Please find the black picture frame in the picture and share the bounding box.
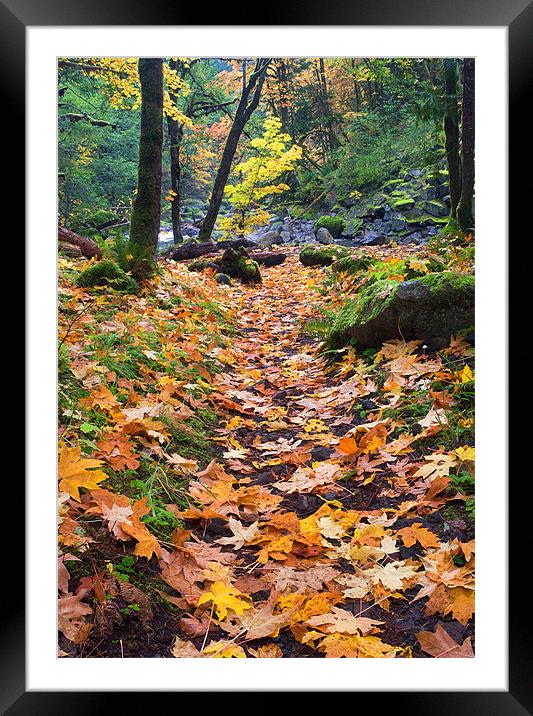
[6,0,527,710]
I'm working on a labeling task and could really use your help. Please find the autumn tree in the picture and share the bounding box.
[219,116,302,237]
[198,58,271,242]
[128,58,164,280]
[456,58,475,233]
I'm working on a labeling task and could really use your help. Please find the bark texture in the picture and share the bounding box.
[457,59,475,233]
[443,59,462,219]
[128,58,164,279]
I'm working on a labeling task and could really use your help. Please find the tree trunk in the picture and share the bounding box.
[128,58,163,279]
[457,58,475,233]
[198,59,271,242]
[442,59,462,219]
[167,115,184,244]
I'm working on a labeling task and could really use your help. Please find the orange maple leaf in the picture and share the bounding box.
[58,446,108,501]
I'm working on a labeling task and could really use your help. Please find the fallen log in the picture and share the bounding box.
[250,251,287,267]
[169,237,256,262]
[59,241,83,258]
[58,227,102,259]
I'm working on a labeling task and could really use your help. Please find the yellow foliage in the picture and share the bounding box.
[73,57,192,127]
[220,117,302,237]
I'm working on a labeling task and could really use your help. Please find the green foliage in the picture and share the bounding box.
[98,230,132,272]
[326,111,439,201]
[418,271,474,298]
[58,71,140,231]
[76,259,138,293]
[327,279,397,345]
[161,410,218,467]
[113,555,137,582]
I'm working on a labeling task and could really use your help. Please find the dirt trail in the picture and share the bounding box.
[164,253,472,658]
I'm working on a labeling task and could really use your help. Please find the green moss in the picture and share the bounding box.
[331,254,376,275]
[329,280,398,341]
[390,196,415,210]
[219,247,261,284]
[242,259,260,282]
[314,215,345,238]
[300,244,350,267]
[418,271,474,299]
[406,214,448,225]
[382,178,404,189]
[76,260,138,293]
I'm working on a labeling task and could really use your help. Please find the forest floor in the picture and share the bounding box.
[58,245,475,659]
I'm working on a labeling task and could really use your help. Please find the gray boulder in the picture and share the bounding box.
[258,230,281,248]
[391,217,407,231]
[358,231,389,246]
[424,201,448,218]
[316,227,334,244]
[214,273,232,285]
[327,272,474,350]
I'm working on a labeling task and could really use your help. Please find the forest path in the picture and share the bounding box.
[166,248,474,659]
[171,251,425,658]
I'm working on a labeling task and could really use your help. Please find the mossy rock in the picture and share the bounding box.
[390,196,415,210]
[344,217,364,236]
[214,273,232,285]
[313,215,345,239]
[331,254,376,275]
[299,244,350,267]
[327,271,474,350]
[188,258,220,272]
[382,178,404,190]
[219,246,261,284]
[76,260,138,293]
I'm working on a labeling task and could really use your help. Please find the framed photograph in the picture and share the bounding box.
[6,0,525,709]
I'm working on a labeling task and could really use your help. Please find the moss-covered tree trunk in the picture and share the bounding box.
[457,58,475,233]
[443,58,462,219]
[128,58,163,279]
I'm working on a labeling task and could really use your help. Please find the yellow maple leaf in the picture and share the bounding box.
[202,641,247,658]
[457,364,474,383]
[454,446,475,462]
[58,446,108,501]
[197,581,252,620]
